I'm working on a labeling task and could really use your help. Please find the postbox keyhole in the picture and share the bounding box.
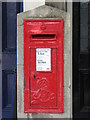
[33,74,36,79]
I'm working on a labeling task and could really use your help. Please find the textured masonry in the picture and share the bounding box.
[17,5,71,118]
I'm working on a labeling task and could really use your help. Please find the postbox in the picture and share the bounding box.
[24,19,63,113]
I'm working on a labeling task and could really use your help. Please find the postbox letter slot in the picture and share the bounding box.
[32,34,56,40]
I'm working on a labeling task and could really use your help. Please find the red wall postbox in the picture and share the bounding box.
[24,19,63,113]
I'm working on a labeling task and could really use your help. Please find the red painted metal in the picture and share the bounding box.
[24,19,63,113]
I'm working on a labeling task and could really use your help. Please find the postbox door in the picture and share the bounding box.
[29,48,57,107]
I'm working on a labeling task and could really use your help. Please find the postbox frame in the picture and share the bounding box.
[24,19,63,113]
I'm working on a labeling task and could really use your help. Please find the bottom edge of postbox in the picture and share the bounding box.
[24,109,63,114]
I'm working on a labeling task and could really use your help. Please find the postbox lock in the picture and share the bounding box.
[33,74,36,79]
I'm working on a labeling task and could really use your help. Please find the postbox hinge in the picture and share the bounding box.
[29,76,30,91]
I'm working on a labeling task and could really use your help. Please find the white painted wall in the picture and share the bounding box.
[23,0,45,12]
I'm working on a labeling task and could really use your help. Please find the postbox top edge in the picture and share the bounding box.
[24,19,63,23]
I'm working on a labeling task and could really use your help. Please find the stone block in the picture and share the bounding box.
[17,5,71,118]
